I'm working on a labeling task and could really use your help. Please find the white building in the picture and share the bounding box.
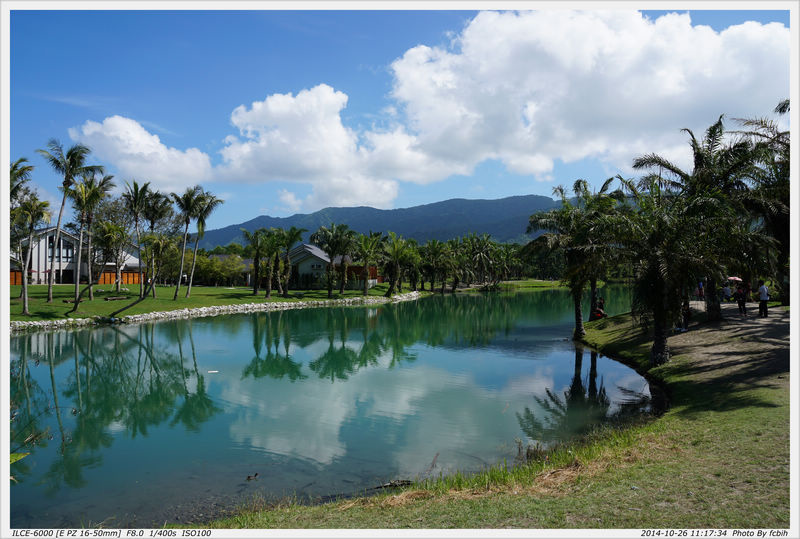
[10,227,140,285]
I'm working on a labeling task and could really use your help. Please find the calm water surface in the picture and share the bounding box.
[10,288,651,527]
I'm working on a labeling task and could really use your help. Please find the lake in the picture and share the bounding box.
[9,287,653,527]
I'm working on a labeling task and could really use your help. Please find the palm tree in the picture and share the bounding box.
[186,191,224,298]
[84,175,115,301]
[422,239,446,292]
[139,233,173,300]
[280,226,307,298]
[67,175,92,303]
[336,226,358,295]
[310,224,343,299]
[121,180,151,298]
[170,185,203,300]
[36,140,103,302]
[355,232,384,296]
[632,116,755,320]
[97,221,130,293]
[10,157,34,205]
[18,196,51,315]
[262,228,284,299]
[242,228,267,295]
[734,100,790,305]
[612,176,732,365]
[66,173,116,306]
[383,231,408,297]
[10,159,35,282]
[143,190,173,234]
[142,190,173,296]
[570,177,626,316]
[528,186,591,340]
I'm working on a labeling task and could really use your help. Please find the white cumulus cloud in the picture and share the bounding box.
[388,10,790,179]
[69,115,212,192]
[68,11,788,214]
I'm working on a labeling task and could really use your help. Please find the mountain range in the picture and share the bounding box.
[198,194,559,249]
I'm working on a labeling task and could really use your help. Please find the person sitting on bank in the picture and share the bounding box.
[590,297,607,321]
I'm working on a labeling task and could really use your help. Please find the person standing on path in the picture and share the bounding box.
[734,285,747,316]
[757,280,769,318]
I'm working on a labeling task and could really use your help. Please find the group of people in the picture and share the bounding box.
[715,279,770,318]
[679,279,770,333]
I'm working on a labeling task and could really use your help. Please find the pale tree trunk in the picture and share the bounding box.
[115,258,122,293]
[135,220,143,298]
[186,234,200,298]
[327,262,334,299]
[21,228,35,315]
[274,252,283,295]
[47,189,69,303]
[73,218,85,303]
[173,222,190,300]
[282,253,292,298]
[87,220,95,301]
[339,261,349,294]
[362,262,370,296]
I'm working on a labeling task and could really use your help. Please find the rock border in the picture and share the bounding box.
[10,291,422,334]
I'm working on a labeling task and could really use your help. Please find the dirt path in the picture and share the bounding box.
[671,301,790,389]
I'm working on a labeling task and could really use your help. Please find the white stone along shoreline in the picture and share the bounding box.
[10,291,422,334]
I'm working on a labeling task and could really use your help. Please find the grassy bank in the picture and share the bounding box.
[8,280,559,322]
[9,283,420,322]
[181,304,789,529]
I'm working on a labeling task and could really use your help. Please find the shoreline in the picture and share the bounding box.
[9,290,423,334]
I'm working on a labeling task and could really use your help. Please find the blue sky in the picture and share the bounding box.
[8,8,792,232]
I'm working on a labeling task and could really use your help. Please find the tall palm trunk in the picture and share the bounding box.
[74,216,85,303]
[362,262,370,296]
[173,221,190,300]
[264,257,273,298]
[704,276,721,321]
[149,224,157,298]
[589,276,598,318]
[252,254,261,295]
[450,273,459,293]
[571,283,586,340]
[47,188,69,302]
[339,261,349,294]
[87,218,95,301]
[385,262,399,297]
[273,252,283,295]
[282,253,292,298]
[21,227,35,316]
[650,307,670,366]
[186,233,200,298]
[327,261,335,298]
[134,220,143,298]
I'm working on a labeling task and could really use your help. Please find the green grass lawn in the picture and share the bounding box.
[179,306,789,530]
[9,282,408,322]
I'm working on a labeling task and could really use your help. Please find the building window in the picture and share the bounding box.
[62,241,74,262]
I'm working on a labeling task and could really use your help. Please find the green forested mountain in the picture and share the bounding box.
[199,194,558,248]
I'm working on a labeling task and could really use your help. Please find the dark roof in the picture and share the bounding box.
[289,243,330,264]
[289,244,355,265]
